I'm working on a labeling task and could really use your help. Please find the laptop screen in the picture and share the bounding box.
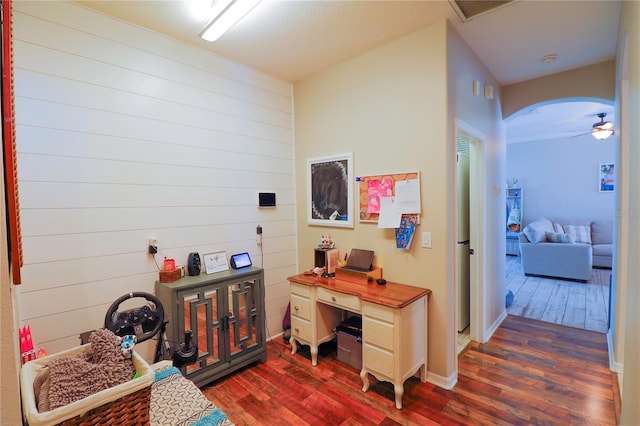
[345,249,374,271]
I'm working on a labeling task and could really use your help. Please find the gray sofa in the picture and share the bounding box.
[518,217,612,282]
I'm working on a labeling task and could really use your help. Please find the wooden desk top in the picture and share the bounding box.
[288,273,431,309]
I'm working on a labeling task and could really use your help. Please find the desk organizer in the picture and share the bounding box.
[335,266,382,285]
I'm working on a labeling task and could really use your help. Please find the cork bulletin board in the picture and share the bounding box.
[357,172,420,223]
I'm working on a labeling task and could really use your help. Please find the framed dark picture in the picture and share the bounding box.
[599,163,615,192]
[307,152,353,228]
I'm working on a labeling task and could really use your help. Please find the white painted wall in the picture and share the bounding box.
[507,135,616,225]
[13,1,295,359]
[294,20,505,386]
[447,22,506,348]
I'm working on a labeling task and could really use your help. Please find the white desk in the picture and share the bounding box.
[288,274,430,409]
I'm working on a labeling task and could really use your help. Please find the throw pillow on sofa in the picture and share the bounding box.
[522,217,554,243]
[545,232,575,243]
[553,223,564,233]
[564,225,592,244]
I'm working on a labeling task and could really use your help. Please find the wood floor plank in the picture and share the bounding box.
[199,315,615,425]
[505,256,609,333]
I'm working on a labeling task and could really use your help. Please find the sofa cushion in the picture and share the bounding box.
[545,232,575,243]
[564,224,592,244]
[592,243,612,256]
[523,218,554,243]
[591,220,613,245]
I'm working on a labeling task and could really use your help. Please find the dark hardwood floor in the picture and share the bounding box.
[201,315,617,425]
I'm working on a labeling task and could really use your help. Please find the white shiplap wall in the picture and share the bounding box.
[13,1,296,359]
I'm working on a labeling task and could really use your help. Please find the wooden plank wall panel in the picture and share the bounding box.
[13,1,295,354]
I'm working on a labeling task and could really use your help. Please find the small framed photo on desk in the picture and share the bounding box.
[203,251,229,274]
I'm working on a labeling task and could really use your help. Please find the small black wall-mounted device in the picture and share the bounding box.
[230,252,252,269]
[187,252,201,276]
[258,192,276,207]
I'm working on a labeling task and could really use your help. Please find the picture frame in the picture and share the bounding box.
[202,251,229,274]
[599,163,615,192]
[307,152,354,228]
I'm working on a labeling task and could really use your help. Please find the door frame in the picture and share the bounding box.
[454,119,486,347]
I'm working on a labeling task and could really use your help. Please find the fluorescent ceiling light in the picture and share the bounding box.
[200,0,262,43]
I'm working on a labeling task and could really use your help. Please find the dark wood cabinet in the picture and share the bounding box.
[156,267,266,387]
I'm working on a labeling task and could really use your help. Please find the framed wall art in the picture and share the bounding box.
[307,152,354,228]
[599,163,615,192]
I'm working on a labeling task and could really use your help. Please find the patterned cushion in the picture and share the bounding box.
[546,232,575,243]
[564,225,592,244]
[553,223,564,233]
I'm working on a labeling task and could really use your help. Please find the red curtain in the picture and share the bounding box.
[2,0,22,284]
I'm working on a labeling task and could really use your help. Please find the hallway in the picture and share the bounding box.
[505,256,610,333]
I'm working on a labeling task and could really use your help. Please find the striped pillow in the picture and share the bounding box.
[545,232,575,243]
[564,225,592,244]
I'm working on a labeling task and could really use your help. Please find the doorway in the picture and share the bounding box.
[454,120,485,354]
[455,135,471,354]
[504,100,615,334]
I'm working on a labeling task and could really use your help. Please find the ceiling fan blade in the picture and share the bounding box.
[570,131,592,138]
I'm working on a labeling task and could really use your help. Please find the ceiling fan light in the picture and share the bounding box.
[592,128,614,140]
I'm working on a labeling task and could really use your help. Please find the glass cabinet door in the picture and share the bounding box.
[178,286,223,375]
[226,279,261,359]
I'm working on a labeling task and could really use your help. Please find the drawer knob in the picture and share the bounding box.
[331,296,336,302]
[294,305,299,310]
[294,327,299,333]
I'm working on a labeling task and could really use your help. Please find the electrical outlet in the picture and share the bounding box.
[148,237,158,254]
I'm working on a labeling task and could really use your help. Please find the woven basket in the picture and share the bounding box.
[21,344,153,426]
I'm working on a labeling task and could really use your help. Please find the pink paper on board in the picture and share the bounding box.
[367,178,394,213]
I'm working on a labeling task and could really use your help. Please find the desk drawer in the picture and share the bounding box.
[291,294,311,321]
[291,317,311,341]
[317,287,361,312]
[363,302,394,323]
[363,344,394,378]
[290,282,311,297]
[363,317,394,352]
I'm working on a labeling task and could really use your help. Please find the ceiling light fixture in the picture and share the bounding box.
[592,113,615,140]
[200,0,262,43]
[540,54,558,65]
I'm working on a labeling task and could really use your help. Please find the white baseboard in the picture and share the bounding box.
[606,330,624,373]
[427,369,457,390]
[479,309,508,343]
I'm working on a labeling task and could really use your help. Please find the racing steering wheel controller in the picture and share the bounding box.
[104,292,197,367]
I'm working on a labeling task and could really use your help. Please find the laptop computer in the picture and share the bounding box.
[342,249,374,272]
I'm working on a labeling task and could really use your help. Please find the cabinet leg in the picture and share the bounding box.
[393,383,404,409]
[360,369,370,392]
[290,339,298,355]
[310,345,318,366]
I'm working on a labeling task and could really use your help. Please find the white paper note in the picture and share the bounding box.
[395,179,421,213]
[378,196,402,228]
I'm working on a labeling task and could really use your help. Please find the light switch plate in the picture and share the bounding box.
[421,232,432,248]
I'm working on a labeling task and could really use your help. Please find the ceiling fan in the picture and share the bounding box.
[572,113,615,140]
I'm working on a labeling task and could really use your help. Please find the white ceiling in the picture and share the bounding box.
[75,0,622,142]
